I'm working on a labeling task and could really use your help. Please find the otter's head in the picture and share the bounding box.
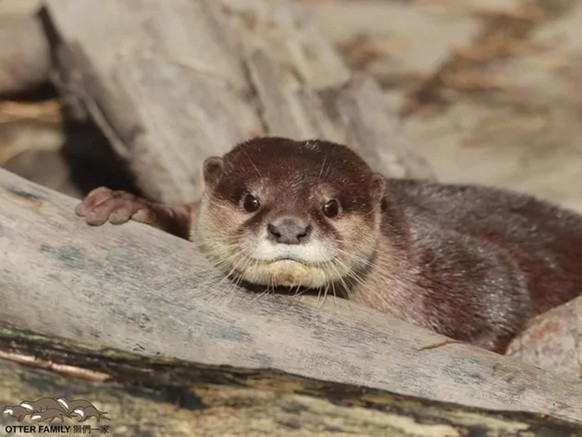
[197,137,385,289]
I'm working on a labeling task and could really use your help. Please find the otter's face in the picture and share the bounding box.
[197,138,385,289]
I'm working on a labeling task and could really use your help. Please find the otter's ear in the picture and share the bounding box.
[203,157,224,188]
[371,173,386,203]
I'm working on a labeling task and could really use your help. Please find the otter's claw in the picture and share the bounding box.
[76,187,149,226]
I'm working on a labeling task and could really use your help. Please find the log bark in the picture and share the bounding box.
[1,324,580,436]
[0,168,581,426]
[42,0,433,204]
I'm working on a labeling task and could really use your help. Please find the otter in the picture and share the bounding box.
[76,137,582,353]
[20,397,65,413]
[56,397,96,414]
[3,405,30,422]
[30,409,69,423]
[70,406,109,422]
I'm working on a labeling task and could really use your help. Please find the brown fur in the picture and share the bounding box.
[75,186,193,239]
[195,138,384,288]
[76,137,582,353]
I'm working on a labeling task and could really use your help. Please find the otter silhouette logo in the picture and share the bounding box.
[57,397,109,422]
[2,406,29,422]
[2,396,109,423]
[30,409,69,423]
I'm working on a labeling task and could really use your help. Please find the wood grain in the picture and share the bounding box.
[1,324,580,436]
[43,0,433,204]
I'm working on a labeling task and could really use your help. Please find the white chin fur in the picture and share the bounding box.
[241,240,338,287]
[241,259,331,288]
[250,240,334,264]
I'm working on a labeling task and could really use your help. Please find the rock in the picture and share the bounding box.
[507,295,582,379]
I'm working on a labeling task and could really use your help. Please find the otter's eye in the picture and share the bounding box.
[323,199,339,218]
[243,194,260,213]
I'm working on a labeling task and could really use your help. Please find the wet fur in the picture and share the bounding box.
[76,137,582,353]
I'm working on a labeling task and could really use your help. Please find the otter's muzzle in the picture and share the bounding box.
[267,217,311,245]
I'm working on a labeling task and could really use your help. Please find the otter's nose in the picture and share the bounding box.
[267,218,311,244]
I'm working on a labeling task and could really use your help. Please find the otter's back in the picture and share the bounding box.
[390,179,582,314]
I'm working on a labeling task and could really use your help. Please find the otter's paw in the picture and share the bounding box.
[75,187,149,226]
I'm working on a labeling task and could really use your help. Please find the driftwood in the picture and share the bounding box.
[43,0,433,204]
[0,14,49,96]
[1,168,582,428]
[1,324,581,436]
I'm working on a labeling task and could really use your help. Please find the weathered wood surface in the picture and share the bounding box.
[507,294,582,379]
[1,325,580,437]
[43,0,433,204]
[1,168,582,425]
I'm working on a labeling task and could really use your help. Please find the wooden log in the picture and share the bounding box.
[42,0,433,204]
[0,168,581,425]
[0,14,50,96]
[1,324,580,436]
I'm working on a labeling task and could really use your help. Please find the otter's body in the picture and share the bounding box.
[348,179,582,351]
[76,137,582,353]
